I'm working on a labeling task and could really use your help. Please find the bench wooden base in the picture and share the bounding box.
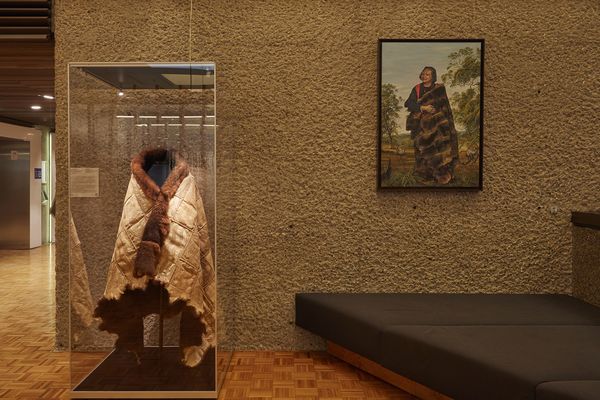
[327,341,452,400]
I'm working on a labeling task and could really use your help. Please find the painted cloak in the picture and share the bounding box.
[406,83,459,184]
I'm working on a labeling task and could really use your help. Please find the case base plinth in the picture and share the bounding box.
[72,346,216,398]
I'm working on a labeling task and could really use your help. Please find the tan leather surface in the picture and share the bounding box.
[69,214,94,330]
[102,174,216,366]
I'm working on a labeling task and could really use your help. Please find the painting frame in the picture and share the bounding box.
[377,38,484,191]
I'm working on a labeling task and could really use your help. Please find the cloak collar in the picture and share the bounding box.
[131,148,190,201]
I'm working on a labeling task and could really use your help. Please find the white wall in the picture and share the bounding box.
[0,122,42,248]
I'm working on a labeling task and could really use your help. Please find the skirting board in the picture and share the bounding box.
[327,341,452,400]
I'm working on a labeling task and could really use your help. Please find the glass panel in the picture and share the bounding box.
[68,63,225,398]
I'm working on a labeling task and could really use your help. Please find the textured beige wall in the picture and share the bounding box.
[55,0,600,350]
[573,226,600,307]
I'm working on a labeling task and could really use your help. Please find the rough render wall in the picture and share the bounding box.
[573,227,600,307]
[55,0,600,350]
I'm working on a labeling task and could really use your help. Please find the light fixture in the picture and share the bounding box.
[135,124,148,127]
[118,91,125,97]
[185,123,201,127]
[116,115,134,118]
[183,116,203,119]
[31,105,42,110]
[160,116,179,119]
[139,116,157,119]
[43,95,54,100]
[167,123,182,127]
[150,124,165,127]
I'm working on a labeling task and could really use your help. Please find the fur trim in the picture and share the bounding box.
[131,148,190,201]
[130,148,189,278]
[133,241,161,278]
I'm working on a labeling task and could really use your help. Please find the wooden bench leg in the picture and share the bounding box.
[327,341,452,400]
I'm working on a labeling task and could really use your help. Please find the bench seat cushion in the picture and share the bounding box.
[295,293,600,360]
[536,381,600,400]
[379,326,600,400]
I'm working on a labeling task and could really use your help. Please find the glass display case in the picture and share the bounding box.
[68,63,225,398]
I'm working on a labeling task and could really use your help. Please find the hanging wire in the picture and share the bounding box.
[188,0,193,63]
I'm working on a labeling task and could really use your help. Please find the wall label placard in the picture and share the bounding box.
[70,167,99,197]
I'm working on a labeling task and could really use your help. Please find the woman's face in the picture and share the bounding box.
[421,69,433,84]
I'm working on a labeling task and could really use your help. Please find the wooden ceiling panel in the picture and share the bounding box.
[0,41,54,128]
[0,1,54,128]
[0,1,52,42]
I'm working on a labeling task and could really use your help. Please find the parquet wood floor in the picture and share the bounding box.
[220,351,416,400]
[0,246,415,399]
[0,246,72,399]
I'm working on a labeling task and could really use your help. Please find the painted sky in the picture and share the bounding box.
[381,41,480,132]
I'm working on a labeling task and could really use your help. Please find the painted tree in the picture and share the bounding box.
[442,47,481,138]
[381,83,402,145]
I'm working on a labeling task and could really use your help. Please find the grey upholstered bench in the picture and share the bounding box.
[295,293,600,400]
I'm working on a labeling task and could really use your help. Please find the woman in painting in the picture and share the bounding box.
[404,66,459,184]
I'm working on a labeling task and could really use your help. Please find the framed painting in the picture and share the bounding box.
[377,39,484,190]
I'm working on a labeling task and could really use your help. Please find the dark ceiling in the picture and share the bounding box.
[0,1,54,129]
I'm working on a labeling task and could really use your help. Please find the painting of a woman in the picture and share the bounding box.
[404,66,459,184]
[378,39,483,189]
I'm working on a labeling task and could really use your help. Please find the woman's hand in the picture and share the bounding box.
[420,105,436,113]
